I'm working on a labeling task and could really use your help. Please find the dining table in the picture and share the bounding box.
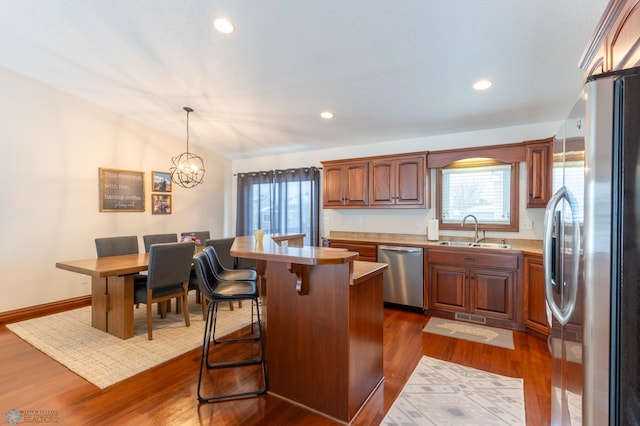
[56,247,203,339]
[56,253,149,339]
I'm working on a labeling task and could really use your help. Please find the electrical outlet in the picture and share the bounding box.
[521,219,533,230]
[416,219,424,227]
[80,275,90,285]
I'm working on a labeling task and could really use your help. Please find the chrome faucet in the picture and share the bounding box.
[461,214,485,243]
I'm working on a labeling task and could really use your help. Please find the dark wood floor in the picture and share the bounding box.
[0,307,551,425]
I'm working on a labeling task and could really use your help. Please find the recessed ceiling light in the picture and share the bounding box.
[320,111,334,119]
[473,79,492,91]
[213,17,234,34]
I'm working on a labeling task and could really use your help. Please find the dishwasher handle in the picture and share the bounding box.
[378,245,422,254]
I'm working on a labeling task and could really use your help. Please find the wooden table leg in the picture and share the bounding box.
[91,277,108,332]
[106,275,135,339]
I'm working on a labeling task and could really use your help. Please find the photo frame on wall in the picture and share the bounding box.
[99,167,145,212]
[152,171,172,192]
[152,194,172,214]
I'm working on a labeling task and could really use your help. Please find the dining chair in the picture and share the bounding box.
[134,241,195,340]
[95,235,147,292]
[142,233,178,252]
[143,233,181,313]
[193,252,266,402]
[180,231,210,246]
[95,235,139,257]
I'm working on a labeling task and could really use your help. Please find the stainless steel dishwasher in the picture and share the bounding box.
[377,245,424,310]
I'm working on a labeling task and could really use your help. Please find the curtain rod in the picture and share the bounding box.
[233,166,322,176]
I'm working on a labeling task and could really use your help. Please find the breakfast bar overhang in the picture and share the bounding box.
[231,235,387,424]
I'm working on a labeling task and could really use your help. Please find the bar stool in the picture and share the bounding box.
[202,246,258,325]
[193,253,267,402]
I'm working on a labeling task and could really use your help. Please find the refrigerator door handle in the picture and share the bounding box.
[543,186,580,325]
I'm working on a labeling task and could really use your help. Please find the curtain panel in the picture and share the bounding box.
[236,167,320,246]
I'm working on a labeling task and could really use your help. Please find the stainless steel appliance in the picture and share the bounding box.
[544,68,640,425]
[377,245,424,310]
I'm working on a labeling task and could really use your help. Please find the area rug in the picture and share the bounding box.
[6,295,253,389]
[381,356,525,425]
[423,317,515,350]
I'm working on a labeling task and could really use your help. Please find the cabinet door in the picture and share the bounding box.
[370,155,425,207]
[323,164,346,207]
[523,255,550,335]
[344,162,369,206]
[429,264,467,312]
[470,268,515,320]
[322,162,368,208]
[395,156,424,205]
[369,159,395,205]
[526,142,551,208]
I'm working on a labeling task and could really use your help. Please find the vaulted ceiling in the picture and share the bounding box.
[0,1,607,159]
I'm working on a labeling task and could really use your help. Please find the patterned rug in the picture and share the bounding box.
[382,356,526,425]
[7,294,252,389]
[423,317,515,350]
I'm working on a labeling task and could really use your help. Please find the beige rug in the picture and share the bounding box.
[382,356,525,425]
[7,294,253,389]
[423,317,515,350]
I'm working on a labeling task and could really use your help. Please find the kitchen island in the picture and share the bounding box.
[231,235,387,424]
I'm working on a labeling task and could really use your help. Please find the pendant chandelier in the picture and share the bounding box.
[170,106,206,188]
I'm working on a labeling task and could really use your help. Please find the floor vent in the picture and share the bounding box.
[454,313,487,325]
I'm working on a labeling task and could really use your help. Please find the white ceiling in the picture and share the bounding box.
[0,1,607,159]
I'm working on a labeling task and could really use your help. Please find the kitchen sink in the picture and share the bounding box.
[436,240,472,247]
[436,241,511,249]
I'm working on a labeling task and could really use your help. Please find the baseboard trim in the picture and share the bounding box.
[0,296,91,325]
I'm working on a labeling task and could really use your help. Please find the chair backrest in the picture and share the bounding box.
[193,253,217,299]
[147,242,195,290]
[180,231,210,246]
[95,236,139,258]
[143,233,178,253]
[205,238,236,269]
[194,252,258,302]
[202,246,228,280]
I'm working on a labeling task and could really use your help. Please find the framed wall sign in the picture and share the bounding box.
[152,194,172,214]
[99,168,145,212]
[152,171,171,192]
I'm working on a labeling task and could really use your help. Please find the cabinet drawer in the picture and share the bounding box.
[329,241,377,261]
[428,249,518,269]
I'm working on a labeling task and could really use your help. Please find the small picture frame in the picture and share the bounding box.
[152,171,172,192]
[152,194,172,214]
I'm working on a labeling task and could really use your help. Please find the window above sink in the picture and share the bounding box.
[435,158,519,232]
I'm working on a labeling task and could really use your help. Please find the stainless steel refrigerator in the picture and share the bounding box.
[544,67,640,425]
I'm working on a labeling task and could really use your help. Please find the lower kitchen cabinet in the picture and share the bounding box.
[428,248,519,328]
[523,253,550,335]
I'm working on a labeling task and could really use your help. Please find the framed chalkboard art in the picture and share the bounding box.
[152,171,171,192]
[99,167,145,212]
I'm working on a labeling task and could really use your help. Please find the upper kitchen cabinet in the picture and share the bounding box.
[322,160,369,208]
[322,152,428,209]
[579,0,640,78]
[525,138,553,208]
[370,154,428,208]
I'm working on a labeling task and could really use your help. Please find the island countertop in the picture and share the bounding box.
[231,234,359,265]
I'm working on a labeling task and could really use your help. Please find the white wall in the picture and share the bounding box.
[0,68,232,312]
[231,122,562,242]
